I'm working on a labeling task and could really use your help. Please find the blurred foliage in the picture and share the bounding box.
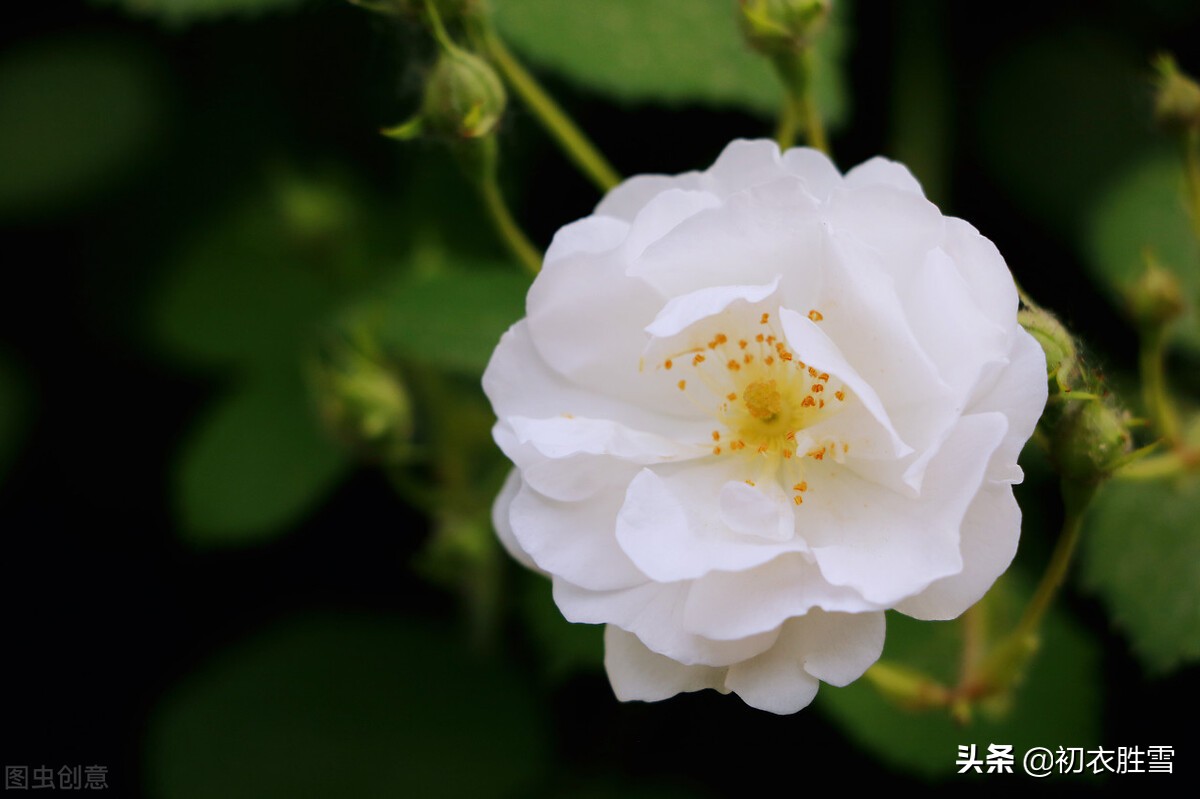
[175,368,350,544]
[358,267,528,376]
[518,571,605,680]
[91,0,308,25]
[145,614,550,798]
[1086,153,1200,353]
[977,29,1152,236]
[494,0,849,127]
[0,35,166,220]
[820,574,1101,778]
[1081,445,1200,673]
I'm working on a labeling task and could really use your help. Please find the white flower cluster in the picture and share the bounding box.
[484,140,1047,713]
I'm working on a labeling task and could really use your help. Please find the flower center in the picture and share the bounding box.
[659,309,850,506]
[743,380,781,422]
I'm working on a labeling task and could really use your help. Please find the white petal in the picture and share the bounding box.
[718,479,793,542]
[604,625,727,702]
[510,480,647,591]
[700,139,786,195]
[967,329,1049,484]
[492,469,539,573]
[552,577,779,667]
[805,412,1009,605]
[623,188,722,260]
[789,609,886,686]
[895,481,1021,620]
[543,215,628,268]
[644,277,781,340]
[595,173,703,222]
[781,147,843,202]
[778,307,912,459]
[843,156,925,196]
[724,633,821,714]
[682,553,878,641]
[508,415,700,462]
[940,217,1019,333]
[614,466,808,583]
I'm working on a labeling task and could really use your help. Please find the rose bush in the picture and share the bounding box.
[483,140,1047,713]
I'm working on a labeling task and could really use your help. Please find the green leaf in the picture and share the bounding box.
[175,369,349,545]
[493,0,849,126]
[150,189,340,371]
[364,267,529,376]
[94,0,307,25]
[820,574,1101,778]
[0,36,165,219]
[145,614,549,799]
[1085,153,1200,353]
[976,30,1151,233]
[1080,475,1200,674]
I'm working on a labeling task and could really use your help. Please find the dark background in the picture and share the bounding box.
[2,1,1198,796]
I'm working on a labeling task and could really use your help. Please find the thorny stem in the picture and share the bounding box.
[477,27,621,193]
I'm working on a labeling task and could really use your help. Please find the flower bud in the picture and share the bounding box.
[738,0,831,56]
[310,341,413,462]
[1153,53,1200,133]
[1018,305,1078,386]
[420,49,506,140]
[1050,399,1133,482]
[1127,252,1185,328]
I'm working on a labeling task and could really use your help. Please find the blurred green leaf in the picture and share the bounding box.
[94,0,306,25]
[518,572,604,679]
[364,267,528,376]
[176,369,349,545]
[977,30,1150,233]
[493,0,849,126]
[1085,153,1200,353]
[0,353,28,483]
[820,575,1101,778]
[1080,475,1200,674]
[151,188,343,371]
[146,614,549,799]
[0,36,165,219]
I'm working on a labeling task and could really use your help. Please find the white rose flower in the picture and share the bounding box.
[483,140,1047,714]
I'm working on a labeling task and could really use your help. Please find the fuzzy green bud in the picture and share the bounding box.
[1018,305,1078,386]
[1051,399,1133,482]
[419,50,506,140]
[1128,253,1185,328]
[738,0,830,56]
[1153,53,1200,133]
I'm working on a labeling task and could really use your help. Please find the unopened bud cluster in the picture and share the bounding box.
[310,342,414,462]
[1127,253,1185,329]
[738,0,831,56]
[1019,306,1132,482]
[1153,54,1200,133]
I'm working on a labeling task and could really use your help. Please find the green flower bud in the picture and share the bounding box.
[310,341,414,462]
[738,0,831,56]
[1127,252,1185,328]
[1018,305,1078,385]
[1153,53,1200,133]
[420,50,506,140]
[1051,399,1133,482]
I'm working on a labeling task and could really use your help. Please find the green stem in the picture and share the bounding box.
[1013,479,1095,643]
[771,50,828,154]
[479,168,541,274]
[1139,324,1182,446]
[469,137,541,274]
[478,28,621,192]
[775,94,800,151]
[1114,449,1192,481]
[800,51,829,154]
[423,0,462,55]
